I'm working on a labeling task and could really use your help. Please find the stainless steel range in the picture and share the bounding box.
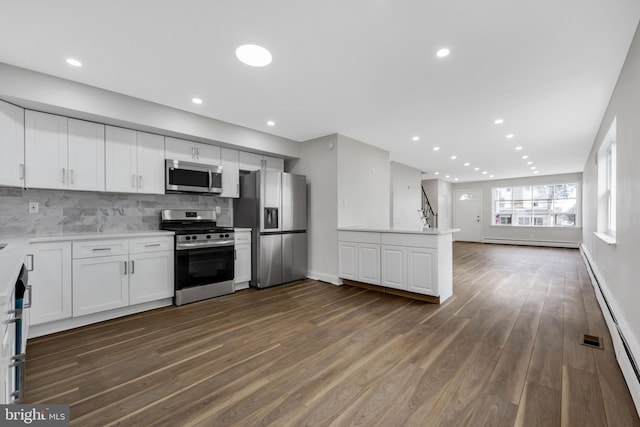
[161,209,234,306]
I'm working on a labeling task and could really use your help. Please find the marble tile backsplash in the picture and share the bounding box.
[0,188,233,237]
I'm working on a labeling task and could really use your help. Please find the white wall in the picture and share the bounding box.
[337,134,390,228]
[452,172,583,246]
[0,62,300,158]
[289,135,339,284]
[438,180,453,229]
[390,161,422,229]
[582,23,640,408]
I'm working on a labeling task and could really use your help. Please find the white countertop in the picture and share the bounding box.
[338,227,460,235]
[0,230,174,300]
[233,228,252,232]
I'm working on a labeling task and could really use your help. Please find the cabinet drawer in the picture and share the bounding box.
[73,239,128,259]
[234,231,251,244]
[129,236,174,254]
[338,231,380,244]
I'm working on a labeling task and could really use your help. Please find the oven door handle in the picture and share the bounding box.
[176,241,235,250]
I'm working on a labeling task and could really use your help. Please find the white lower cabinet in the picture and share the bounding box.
[338,241,357,281]
[381,245,407,290]
[129,251,174,305]
[73,254,129,316]
[407,247,437,295]
[29,241,72,325]
[358,244,380,285]
[234,230,252,291]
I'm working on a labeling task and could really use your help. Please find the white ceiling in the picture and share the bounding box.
[1,0,639,183]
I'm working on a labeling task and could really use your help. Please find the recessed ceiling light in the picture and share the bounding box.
[515,146,523,151]
[450,155,457,160]
[192,98,203,105]
[412,136,420,142]
[489,174,495,178]
[445,175,450,178]
[436,48,450,58]
[522,155,529,159]
[66,58,82,67]
[534,171,539,174]
[433,146,440,151]
[463,162,470,166]
[267,120,275,126]
[236,44,272,67]
[494,118,504,125]
[531,166,537,170]
[434,172,440,175]
[454,178,459,181]
[527,161,533,165]
[506,134,515,139]
[474,167,480,171]
[482,171,488,175]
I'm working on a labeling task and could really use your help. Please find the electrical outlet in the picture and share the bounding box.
[28,202,39,214]
[215,206,221,214]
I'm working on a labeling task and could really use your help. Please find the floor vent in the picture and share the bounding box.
[583,334,604,350]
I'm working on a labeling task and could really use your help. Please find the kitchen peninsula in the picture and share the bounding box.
[338,227,459,303]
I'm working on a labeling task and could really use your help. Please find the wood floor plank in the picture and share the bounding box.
[22,242,639,426]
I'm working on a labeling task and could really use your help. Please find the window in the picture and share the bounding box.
[492,183,578,227]
[597,118,616,240]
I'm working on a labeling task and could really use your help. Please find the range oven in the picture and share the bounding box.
[161,209,235,305]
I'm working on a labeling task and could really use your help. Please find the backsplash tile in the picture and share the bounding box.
[0,188,233,237]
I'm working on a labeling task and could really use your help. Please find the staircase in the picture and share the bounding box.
[420,187,438,228]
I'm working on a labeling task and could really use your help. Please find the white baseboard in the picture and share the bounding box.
[580,245,640,416]
[306,270,340,285]
[28,298,173,339]
[483,237,579,248]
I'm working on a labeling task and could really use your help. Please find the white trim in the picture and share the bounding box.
[453,188,483,242]
[580,244,640,416]
[28,298,173,338]
[594,231,617,246]
[306,271,340,285]
[482,237,579,248]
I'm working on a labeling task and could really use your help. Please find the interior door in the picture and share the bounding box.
[454,189,482,242]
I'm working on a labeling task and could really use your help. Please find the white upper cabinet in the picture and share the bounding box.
[67,119,105,191]
[106,126,165,194]
[220,147,240,198]
[239,151,284,172]
[0,100,25,188]
[25,111,105,191]
[165,137,220,165]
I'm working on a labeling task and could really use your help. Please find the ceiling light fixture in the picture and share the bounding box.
[433,146,440,151]
[450,155,457,160]
[445,175,450,178]
[436,48,450,58]
[527,161,533,165]
[489,174,495,178]
[474,167,480,171]
[522,155,529,159]
[494,118,504,125]
[236,44,272,67]
[515,146,523,151]
[531,166,537,170]
[506,134,515,139]
[412,136,420,141]
[66,58,82,67]
[434,172,440,175]
[454,178,459,181]
[534,171,539,174]
[267,120,275,126]
[482,171,488,175]
[464,162,470,166]
[192,98,203,105]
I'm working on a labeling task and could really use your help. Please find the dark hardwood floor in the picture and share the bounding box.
[25,242,640,426]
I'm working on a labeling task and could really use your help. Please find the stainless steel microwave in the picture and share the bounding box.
[165,159,223,194]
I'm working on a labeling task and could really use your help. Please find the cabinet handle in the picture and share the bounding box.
[92,247,111,251]
[124,261,127,275]
[132,174,137,188]
[62,168,66,183]
[131,260,135,274]
[236,183,239,196]
[23,285,32,309]
[26,254,34,271]
[192,147,196,159]
[196,147,200,160]
[19,164,25,180]
[138,175,143,188]
[4,309,21,325]
[145,243,161,247]
[70,168,74,184]
[10,353,26,404]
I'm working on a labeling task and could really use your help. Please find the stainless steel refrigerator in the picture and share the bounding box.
[233,170,307,288]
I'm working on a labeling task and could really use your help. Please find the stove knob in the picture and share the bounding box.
[206,235,211,239]
[219,234,224,238]
[224,233,230,238]
[192,235,198,240]
[185,236,191,241]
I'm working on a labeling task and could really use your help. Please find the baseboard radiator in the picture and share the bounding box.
[483,237,579,248]
[580,245,640,414]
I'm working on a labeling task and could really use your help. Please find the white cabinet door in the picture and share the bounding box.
[165,137,195,162]
[0,100,25,188]
[264,155,284,171]
[195,143,220,165]
[221,147,240,198]
[129,251,174,305]
[238,151,263,172]
[28,242,72,326]
[67,119,105,191]
[381,245,407,290]
[73,254,129,316]
[338,241,357,281]
[136,132,165,194]
[234,244,252,286]
[25,110,68,190]
[407,247,437,295]
[358,243,380,285]
[105,126,138,193]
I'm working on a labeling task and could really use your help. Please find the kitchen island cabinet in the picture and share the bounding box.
[338,228,458,303]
